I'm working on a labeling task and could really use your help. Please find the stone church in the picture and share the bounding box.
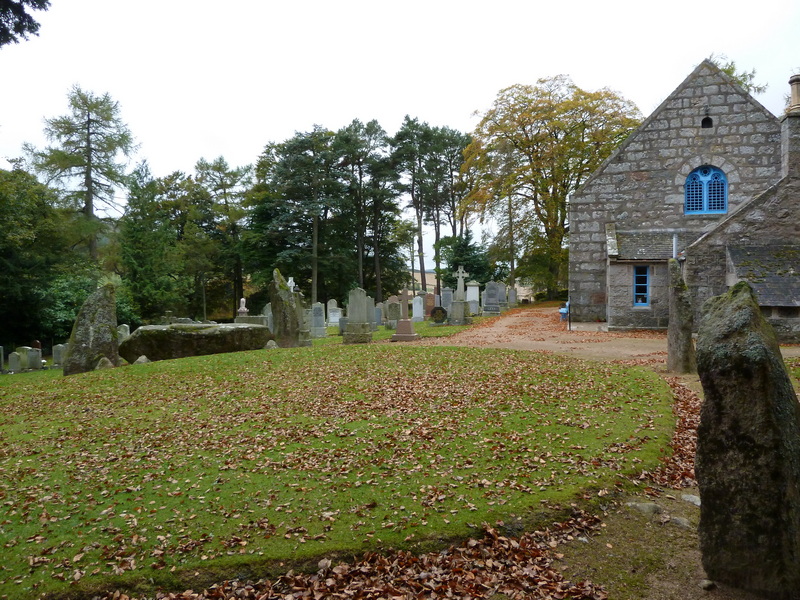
[568,59,800,341]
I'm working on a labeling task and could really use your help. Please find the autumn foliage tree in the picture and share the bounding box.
[463,75,641,296]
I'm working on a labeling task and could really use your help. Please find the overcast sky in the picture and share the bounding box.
[1,0,798,191]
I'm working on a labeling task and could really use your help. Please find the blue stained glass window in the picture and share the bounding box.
[684,166,727,214]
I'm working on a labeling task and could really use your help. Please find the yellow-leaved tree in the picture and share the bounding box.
[462,75,641,297]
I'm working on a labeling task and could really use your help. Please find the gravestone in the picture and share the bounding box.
[117,324,131,343]
[297,300,312,347]
[367,296,377,332]
[466,280,480,315]
[430,306,447,324]
[695,282,800,597]
[8,351,21,372]
[268,269,301,348]
[449,266,471,325]
[327,299,340,327]
[343,288,372,344]
[237,297,249,317]
[441,287,453,312]
[482,281,501,316]
[391,287,419,342]
[424,293,435,317]
[385,296,401,330]
[287,276,296,291]
[63,284,120,376]
[508,288,518,307]
[412,293,425,322]
[497,282,508,311]
[338,317,348,336]
[310,302,327,338]
[374,306,383,330]
[15,346,32,369]
[52,344,67,367]
[328,306,343,328]
[27,348,42,370]
[667,259,696,373]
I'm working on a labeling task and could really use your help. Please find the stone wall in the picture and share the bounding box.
[685,179,800,334]
[607,262,670,329]
[569,60,782,323]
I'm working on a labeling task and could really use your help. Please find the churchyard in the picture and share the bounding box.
[0,318,678,599]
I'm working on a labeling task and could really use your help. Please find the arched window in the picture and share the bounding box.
[684,166,727,214]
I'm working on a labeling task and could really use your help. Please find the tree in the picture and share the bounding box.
[0,0,49,47]
[195,157,252,315]
[463,76,641,296]
[709,53,768,95]
[435,229,493,289]
[26,85,135,260]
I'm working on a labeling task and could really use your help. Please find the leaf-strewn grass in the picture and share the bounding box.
[0,343,675,598]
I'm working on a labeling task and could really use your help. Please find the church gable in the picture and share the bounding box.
[568,60,783,326]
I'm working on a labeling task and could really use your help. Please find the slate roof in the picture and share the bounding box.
[728,246,800,307]
[610,230,700,261]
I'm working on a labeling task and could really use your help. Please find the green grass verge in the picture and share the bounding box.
[0,341,675,599]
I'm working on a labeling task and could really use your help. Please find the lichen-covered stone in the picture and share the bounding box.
[63,284,119,376]
[696,281,800,598]
[119,323,271,363]
[667,259,696,373]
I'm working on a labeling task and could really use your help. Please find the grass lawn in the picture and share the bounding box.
[0,327,676,599]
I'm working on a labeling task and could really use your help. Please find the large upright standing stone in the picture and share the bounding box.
[667,259,696,373]
[268,269,300,348]
[63,284,119,376]
[695,282,800,597]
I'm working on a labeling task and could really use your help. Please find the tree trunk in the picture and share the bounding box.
[312,213,319,305]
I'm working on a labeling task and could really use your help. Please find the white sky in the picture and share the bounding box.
[1,0,798,205]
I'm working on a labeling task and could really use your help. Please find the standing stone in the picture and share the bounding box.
[237,297,249,317]
[63,284,119,376]
[344,288,372,344]
[268,269,300,348]
[441,287,453,312]
[391,287,419,342]
[482,281,501,316]
[412,293,425,322]
[449,266,471,326]
[117,324,131,343]
[310,302,327,338]
[466,280,480,315]
[667,259,696,373]
[696,282,800,597]
[8,351,21,372]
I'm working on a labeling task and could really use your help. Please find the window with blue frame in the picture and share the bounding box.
[684,166,727,214]
[634,265,649,306]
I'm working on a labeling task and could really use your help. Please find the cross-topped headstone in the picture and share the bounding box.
[454,265,469,301]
